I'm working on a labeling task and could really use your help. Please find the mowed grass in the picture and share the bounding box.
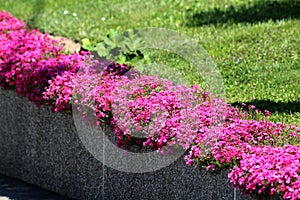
[1,0,299,125]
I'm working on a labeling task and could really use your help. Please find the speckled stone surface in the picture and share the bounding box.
[0,174,71,200]
[0,89,276,200]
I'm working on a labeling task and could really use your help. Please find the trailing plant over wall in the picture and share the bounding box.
[0,11,89,106]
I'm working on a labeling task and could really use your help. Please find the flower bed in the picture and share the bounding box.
[0,88,245,199]
[0,11,300,199]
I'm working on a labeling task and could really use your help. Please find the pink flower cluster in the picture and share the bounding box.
[111,75,213,150]
[43,60,132,113]
[0,11,25,32]
[186,114,300,199]
[43,71,75,112]
[74,62,130,122]
[2,11,300,200]
[229,145,300,199]
[0,11,88,105]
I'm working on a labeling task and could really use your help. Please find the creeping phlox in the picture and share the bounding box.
[0,11,88,105]
[1,11,300,200]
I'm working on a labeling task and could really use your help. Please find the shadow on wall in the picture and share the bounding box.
[188,1,300,26]
[231,99,300,115]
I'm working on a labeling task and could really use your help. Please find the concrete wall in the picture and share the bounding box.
[0,88,267,200]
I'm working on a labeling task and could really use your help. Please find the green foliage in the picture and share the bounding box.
[81,38,94,51]
[83,29,151,66]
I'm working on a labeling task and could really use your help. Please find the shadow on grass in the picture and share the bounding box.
[231,99,300,114]
[188,1,300,26]
[26,0,45,29]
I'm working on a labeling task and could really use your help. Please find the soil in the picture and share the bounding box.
[49,35,81,53]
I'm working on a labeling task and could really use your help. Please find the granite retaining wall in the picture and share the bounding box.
[0,88,263,200]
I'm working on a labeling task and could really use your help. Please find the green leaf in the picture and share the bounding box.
[81,38,94,50]
[117,54,127,64]
[95,43,109,57]
[103,37,115,48]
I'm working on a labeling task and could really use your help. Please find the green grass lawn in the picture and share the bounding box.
[1,0,299,125]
